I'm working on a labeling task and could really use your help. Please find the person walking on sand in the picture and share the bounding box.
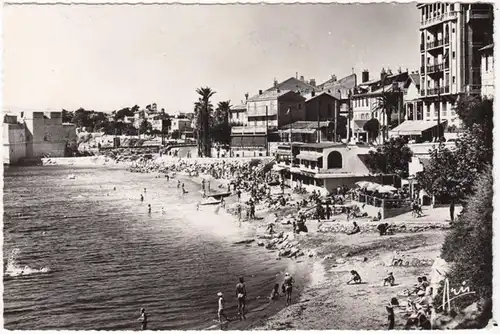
[236,277,247,320]
[217,292,229,329]
[386,297,399,330]
[283,273,294,306]
[138,308,148,330]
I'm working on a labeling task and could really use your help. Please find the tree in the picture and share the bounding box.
[439,166,492,317]
[416,124,492,222]
[373,85,402,141]
[71,108,93,129]
[211,100,232,145]
[194,87,216,157]
[62,109,74,123]
[114,107,135,121]
[139,119,152,135]
[365,137,413,178]
[363,118,380,143]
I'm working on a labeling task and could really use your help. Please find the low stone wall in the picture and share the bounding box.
[317,220,451,234]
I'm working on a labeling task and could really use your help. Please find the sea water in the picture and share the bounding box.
[3,165,307,330]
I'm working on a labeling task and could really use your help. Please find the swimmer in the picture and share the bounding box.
[177,180,181,189]
[161,207,165,215]
[144,188,146,193]
[140,194,144,202]
[148,204,151,214]
[196,202,200,211]
[113,187,116,191]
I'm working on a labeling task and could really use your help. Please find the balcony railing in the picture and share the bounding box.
[421,11,458,27]
[426,86,450,96]
[420,44,425,51]
[444,37,449,45]
[426,62,449,74]
[427,39,443,49]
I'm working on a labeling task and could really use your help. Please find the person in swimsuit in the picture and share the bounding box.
[236,277,247,320]
[138,308,148,330]
[386,297,399,330]
[283,273,294,306]
[148,204,151,214]
[140,194,144,202]
[217,292,229,329]
[347,270,362,284]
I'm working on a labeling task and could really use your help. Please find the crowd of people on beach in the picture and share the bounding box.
[125,155,439,330]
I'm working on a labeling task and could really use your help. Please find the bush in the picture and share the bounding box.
[440,166,493,311]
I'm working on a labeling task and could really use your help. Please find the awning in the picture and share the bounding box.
[275,149,291,156]
[279,128,316,134]
[353,120,368,130]
[296,152,322,161]
[389,120,447,136]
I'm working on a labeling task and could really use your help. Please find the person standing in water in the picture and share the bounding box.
[144,188,146,194]
[138,308,148,330]
[140,194,144,202]
[236,277,247,320]
[283,273,294,306]
[217,292,229,329]
[148,204,151,214]
[177,180,181,189]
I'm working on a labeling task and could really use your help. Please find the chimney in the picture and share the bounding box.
[274,78,278,87]
[380,68,386,81]
[311,91,316,97]
[310,78,316,86]
[300,75,305,82]
[259,89,263,95]
[406,68,409,73]
[331,74,337,82]
[387,68,393,76]
[296,72,298,79]
[245,93,249,101]
[397,67,402,74]
[362,69,369,83]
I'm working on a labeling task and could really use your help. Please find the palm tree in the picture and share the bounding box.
[213,100,232,145]
[373,89,401,142]
[194,87,216,157]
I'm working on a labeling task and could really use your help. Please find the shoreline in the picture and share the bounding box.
[39,154,452,330]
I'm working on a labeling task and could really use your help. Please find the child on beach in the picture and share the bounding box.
[217,292,229,329]
[347,270,362,284]
[383,272,396,286]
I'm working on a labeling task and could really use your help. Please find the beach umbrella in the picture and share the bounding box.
[366,183,381,192]
[378,185,398,193]
[355,181,371,188]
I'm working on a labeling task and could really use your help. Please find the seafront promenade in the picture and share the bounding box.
[38,154,457,330]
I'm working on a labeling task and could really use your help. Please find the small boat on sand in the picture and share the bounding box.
[200,197,221,206]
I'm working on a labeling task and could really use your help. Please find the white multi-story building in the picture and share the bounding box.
[418,3,493,127]
[479,43,494,99]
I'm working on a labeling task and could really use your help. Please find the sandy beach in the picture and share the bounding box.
[42,155,452,330]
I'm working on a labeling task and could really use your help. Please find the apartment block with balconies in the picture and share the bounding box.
[418,3,493,128]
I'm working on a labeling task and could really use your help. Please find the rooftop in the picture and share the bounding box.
[231,104,246,111]
[280,121,331,130]
[247,89,295,102]
[305,91,339,102]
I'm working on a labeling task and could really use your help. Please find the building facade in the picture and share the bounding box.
[3,111,76,164]
[479,43,494,99]
[229,104,247,125]
[418,3,493,127]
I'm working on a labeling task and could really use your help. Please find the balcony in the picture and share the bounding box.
[420,44,425,51]
[425,86,450,96]
[427,39,443,49]
[421,11,458,29]
[468,9,492,22]
[427,62,449,74]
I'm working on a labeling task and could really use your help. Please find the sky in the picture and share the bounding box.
[3,4,420,114]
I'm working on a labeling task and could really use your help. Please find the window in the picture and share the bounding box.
[327,151,342,169]
[486,56,489,71]
[298,103,302,110]
[453,76,456,84]
[360,113,365,120]
[452,51,456,59]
